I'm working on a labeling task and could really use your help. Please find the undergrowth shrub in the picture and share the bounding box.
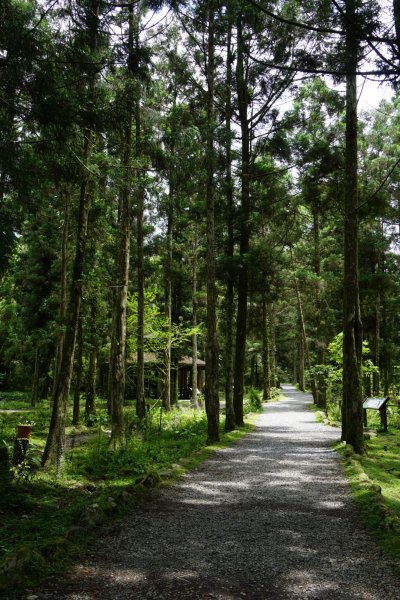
[245,388,262,412]
[66,406,209,481]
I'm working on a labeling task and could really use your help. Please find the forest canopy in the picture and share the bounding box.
[1,0,400,464]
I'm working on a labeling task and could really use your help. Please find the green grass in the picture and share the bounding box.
[338,436,400,563]
[0,398,257,596]
[309,401,400,565]
[0,391,31,409]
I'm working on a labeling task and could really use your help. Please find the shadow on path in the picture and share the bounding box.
[36,385,400,600]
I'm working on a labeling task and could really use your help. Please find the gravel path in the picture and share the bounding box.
[33,385,400,599]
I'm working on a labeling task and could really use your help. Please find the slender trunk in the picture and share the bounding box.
[373,253,381,395]
[192,227,199,409]
[42,0,100,471]
[73,315,83,426]
[31,349,40,407]
[233,11,250,426]
[250,355,256,388]
[342,0,363,453]
[136,183,145,418]
[224,13,236,432]
[109,177,130,447]
[262,298,271,401]
[291,249,317,400]
[292,338,298,385]
[42,130,93,471]
[135,5,145,420]
[53,189,69,395]
[85,299,97,418]
[204,0,219,443]
[394,0,400,53]
[85,348,97,417]
[312,207,326,408]
[163,209,173,411]
[270,304,277,387]
[110,0,137,444]
[298,321,305,392]
[107,289,115,416]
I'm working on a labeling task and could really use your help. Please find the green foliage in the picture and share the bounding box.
[316,332,379,401]
[127,290,203,362]
[84,408,109,428]
[67,406,209,480]
[244,387,263,412]
[11,442,42,483]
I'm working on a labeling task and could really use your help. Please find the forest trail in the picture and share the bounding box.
[35,385,400,600]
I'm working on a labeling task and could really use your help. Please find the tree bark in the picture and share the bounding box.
[298,319,305,392]
[342,0,363,453]
[31,349,40,407]
[135,3,146,420]
[224,10,236,432]
[53,188,69,396]
[233,11,250,427]
[110,0,138,446]
[163,206,173,411]
[73,314,83,426]
[136,183,145,419]
[192,226,199,409]
[204,0,220,444]
[373,249,381,395]
[262,298,271,401]
[85,298,97,418]
[42,0,101,471]
[291,248,317,399]
[312,207,327,409]
[42,138,92,470]
[270,304,277,387]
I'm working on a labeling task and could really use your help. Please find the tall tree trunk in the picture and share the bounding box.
[53,188,69,396]
[291,249,317,400]
[42,0,100,471]
[233,11,250,427]
[342,0,363,453]
[136,183,145,419]
[262,298,271,401]
[107,292,115,417]
[31,349,40,407]
[192,226,199,409]
[394,0,400,51]
[373,246,381,395]
[312,207,327,409]
[163,207,173,411]
[85,298,97,418]
[135,4,146,420]
[110,0,136,446]
[270,304,277,387]
[85,348,97,418]
[224,10,236,432]
[42,129,94,470]
[204,0,219,443]
[73,314,83,426]
[292,338,298,385]
[298,320,305,392]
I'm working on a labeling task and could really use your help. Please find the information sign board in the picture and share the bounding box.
[363,397,387,410]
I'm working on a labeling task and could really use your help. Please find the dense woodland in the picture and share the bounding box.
[2,0,400,470]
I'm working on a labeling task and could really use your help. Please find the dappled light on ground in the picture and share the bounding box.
[37,386,400,600]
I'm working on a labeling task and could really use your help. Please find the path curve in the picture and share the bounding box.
[35,385,399,599]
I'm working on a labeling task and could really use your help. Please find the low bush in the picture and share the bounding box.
[245,388,263,412]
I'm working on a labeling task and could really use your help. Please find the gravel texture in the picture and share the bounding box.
[30,385,400,599]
